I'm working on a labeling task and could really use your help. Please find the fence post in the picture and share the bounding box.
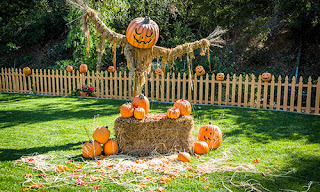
[256,75,262,108]
[276,76,282,110]
[243,74,249,107]
[237,74,243,106]
[119,71,122,99]
[225,74,230,105]
[231,74,236,105]
[161,73,165,101]
[269,75,275,109]
[250,75,255,107]
[193,75,198,103]
[315,77,320,114]
[171,72,176,102]
[290,76,296,111]
[306,76,312,114]
[211,74,215,104]
[205,74,209,104]
[283,76,289,111]
[177,73,181,101]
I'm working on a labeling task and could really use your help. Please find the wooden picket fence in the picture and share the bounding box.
[1,68,319,115]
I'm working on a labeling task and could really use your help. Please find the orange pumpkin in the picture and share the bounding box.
[108,66,116,73]
[23,67,32,76]
[126,17,159,49]
[82,140,102,158]
[120,102,134,118]
[216,73,225,81]
[262,72,272,82]
[66,66,73,72]
[173,99,191,116]
[194,141,209,155]
[80,64,88,73]
[132,94,150,114]
[198,122,222,149]
[92,126,110,144]
[103,139,118,155]
[177,152,191,162]
[134,106,145,119]
[155,68,163,76]
[167,107,180,119]
[195,65,205,76]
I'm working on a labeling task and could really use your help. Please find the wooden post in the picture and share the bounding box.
[166,73,170,102]
[128,72,132,98]
[256,75,262,108]
[171,73,176,102]
[218,81,222,105]
[119,71,122,99]
[205,74,209,104]
[269,76,275,109]
[177,73,181,101]
[60,70,64,95]
[315,77,320,114]
[211,74,216,104]
[290,76,296,111]
[123,72,127,99]
[231,74,236,105]
[161,73,165,101]
[237,74,243,106]
[18,69,23,93]
[8,68,12,92]
[243,75,249,107]
[283,76,289,111]
[225,74,230,105]
[306,76,312,114]
[35,69,40,94]
[276,76,282,110]
[51,70,55,95]
[105,71,109,98]
[110,72,114,98]
[199,75,204,104]
[150,72,154,100]
[263,80,268,109]
[156,73,160,100]
[182,73,187,100]
[193,75,198,103]
[44,69,48,95]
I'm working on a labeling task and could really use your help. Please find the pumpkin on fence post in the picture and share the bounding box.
[195,65,205,76]
[262,72,272,82]
[108,66,116,73]
[82,139,102,158]
[80,64,88,73]
[216,73,225,81]
[132,94,150,114]
[173,99,191,116]
[66,66,73,72]
[92,126,110,144]
[198,122,222,150]
[155,68,163,76]
[23,67,32,76]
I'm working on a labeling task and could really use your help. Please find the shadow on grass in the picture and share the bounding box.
[0,141,85,161]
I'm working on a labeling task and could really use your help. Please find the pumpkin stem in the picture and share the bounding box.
[143,16,151,24]
[139,94,144,99]
[105,126,108,129]
[89,139,93,143]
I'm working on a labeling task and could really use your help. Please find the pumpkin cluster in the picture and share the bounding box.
[120,94,150,119]
[166,99,192,119]
[82,126,118,158]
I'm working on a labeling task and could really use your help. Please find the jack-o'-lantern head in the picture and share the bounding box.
[216,73,225,81]
[195,65,205,76]
[108,66,116,73]
[155,68,163,76]
[126,17,159,49]
[198,122,222,149]
[261,72,272,82]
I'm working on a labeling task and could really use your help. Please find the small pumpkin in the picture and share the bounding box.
[92,126,110,144]
[198,122,222,149]
[134,106,145,119]
[173,99,191,116]
[167,107,180,119]
[155,68,163,76]
[195,65,205,76]
[132,94,150,114]
[216,73,225,81]
[66,66,73,72]
[120,102,134,118]
[126,16,159,49]
[194,141,209,155]
[103,139,118,155]
[261,72,272,82]
[82,140,102,158]
[23,67,32,76]
[80,64,88,73]
[177,152,191,162]
[108,66,116,73]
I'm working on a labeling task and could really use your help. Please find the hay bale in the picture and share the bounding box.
[114,115,194,155]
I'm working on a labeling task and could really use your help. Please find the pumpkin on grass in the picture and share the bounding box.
[195,65,205,76]
[167,107,180,119]
[134,106,145,119]
[23,67,32,76]
[194,141,209,155]
[198,122,222,149]
[120,102,134,118]
[92,126,110,144]
[66,66,73,72]
[103,139,118,155]
[177,152,191,162]
[82,140,102,158]
[132,94,150,114]
[80,64,88,73]
[173,99,191,116]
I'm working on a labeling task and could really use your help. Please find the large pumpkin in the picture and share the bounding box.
[198,122,222,149]
[23,67,32,76]
[132,94,150,114]
[82,140,102,158]
[195,65,205,76]
[92,126,110,144]
[66,66,73,72]
[167,107,180,119]
[126,17,159,49]
[194,141,209,155]
[173,99,191,116]
[80,64,88,73]
[103,139,118,155]
[216,73,225,81]
[262,72,272,82]
[120,102,134,118]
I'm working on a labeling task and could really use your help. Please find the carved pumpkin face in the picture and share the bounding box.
[198,122,222,149]
[216,73,225,81]
[23,67,32,76]
[195,65,205,76]
[66,66,73,72]
[126,17,159,49]
[108,66,116,73]
[80,64,88,73]
[262,73,272,82]
[155,68,163,76]
[167,107,180,119]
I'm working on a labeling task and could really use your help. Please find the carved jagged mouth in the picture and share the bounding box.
[133,34,152,44]
[203,136,214,141]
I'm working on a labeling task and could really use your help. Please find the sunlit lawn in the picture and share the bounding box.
[0,93,319,191]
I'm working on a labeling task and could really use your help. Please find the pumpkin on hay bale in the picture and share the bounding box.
[114,115,194,155]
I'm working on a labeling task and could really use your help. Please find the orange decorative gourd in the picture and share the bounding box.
[80,64,88,73]
[173,99,191,116]
[134,106,145,119]
[194,141,209,155]
[198,122,222,149]
[216,73,225,81]
[66,66,73,72]
[23,67,32,76]
[195,65,205,76]
[132,94,150,114]
[82,140,102,158]
[261,72,272,82]
[155,68,163,76]
[92,126,110,144]
[108,66,116,73]
[120,102,134,118]
[167,107,180,119]
[103,139,118,155]
[177,152,191,162]
[126,17,159,49]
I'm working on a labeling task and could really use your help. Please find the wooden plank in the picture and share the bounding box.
[5,68,9,92]
[72,71,76,94]
[144,73,149,98]
[35,69,39,94]
[276,76,282,110]
[199,75,204,104]
[105,71,109,98]
[218,81,222,105]
[161,74,165,101]
[11,69,16,92]
[256,75,262,108]
[177,73,181,100]
[68,71,72,95]
[225,74,230,105]
[315,77,320,114]
[38,69,43,94]
[269,76,275,109]
[243,75,249,107]
[283,76,289,111]
[182,73,187,99]
[8,68,12,92]
[250,75,256,107]
[63,70,67,95]
[306,76,312,114]
[263,80,268,109]
[166,73,170,102]
[237,74,242,106]
[128,72,132,98]
[231,74,236,105]
[290,76,296,111]
[151,73,154,100]
[123,72,127,99]
[205,74,209,104]
[171,73,176,102]
[297,77,303,112]
[60,70,64,95]
[156,73,160,100]
[187,73,192,101]
[110,72,114,98]
[0,68,4,91]
[51,70,56,95]
[119,71,122,99]
[47,70,51,95]
[114,72,118,98]
[211,74,215,104]
[193,75,198,103]
[44,69,48,94]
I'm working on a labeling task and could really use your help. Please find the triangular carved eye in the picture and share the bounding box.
[205,128,208,131]
[210,132,213,135]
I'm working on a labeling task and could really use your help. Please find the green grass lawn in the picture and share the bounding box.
[0,93,319,191]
